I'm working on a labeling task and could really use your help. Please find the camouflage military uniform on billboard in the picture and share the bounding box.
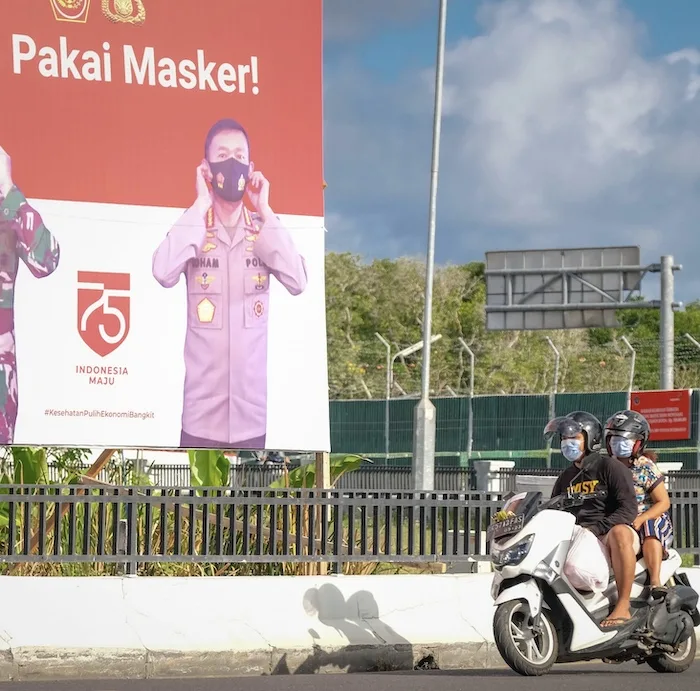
[0,186,60,443]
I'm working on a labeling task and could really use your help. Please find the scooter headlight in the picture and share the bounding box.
[491,533,534,567]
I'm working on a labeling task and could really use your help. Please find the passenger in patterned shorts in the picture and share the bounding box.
[603,409,673,600]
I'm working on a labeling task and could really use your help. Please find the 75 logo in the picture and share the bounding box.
[77,271,130,357]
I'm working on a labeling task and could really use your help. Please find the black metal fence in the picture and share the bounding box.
[487,468,700,493]
[335,467,700,492]
[0,485,697,574]
[32,462,700,492]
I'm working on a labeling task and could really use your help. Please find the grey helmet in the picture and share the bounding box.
[544,410,603,454]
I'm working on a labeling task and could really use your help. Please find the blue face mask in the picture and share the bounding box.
[610,437,634,459]
[561,439,583,462]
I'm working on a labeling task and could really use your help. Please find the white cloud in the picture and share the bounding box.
[437,0,700,229]
[324,0,700,300]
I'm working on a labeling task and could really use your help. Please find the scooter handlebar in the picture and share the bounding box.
[542,488,607,511]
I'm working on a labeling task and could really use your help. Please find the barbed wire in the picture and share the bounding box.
[327,336,700,399]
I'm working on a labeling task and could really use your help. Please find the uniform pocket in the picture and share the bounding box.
[189,295,223,330]
[188,265,223,330]
[243,268,270,329]
[244,293,269,329]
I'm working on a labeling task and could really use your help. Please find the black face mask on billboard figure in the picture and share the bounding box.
[208,157,249,203]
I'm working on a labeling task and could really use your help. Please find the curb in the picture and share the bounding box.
[2,642,698,681]
[0,643,502,681]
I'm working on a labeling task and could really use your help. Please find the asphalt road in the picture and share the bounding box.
[4,663,700,691]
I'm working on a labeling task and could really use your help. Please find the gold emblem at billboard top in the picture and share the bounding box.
[102,0,146,25]
[49,0,92,23]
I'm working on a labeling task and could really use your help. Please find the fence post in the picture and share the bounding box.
[124,488,138,576]
[375,332,392,463]
[659,255,676,390]
[116,518,128,575]
[458,338,475,461]
[545,338,560,469]
[333,491,344,576]
[315,452,331,575]
[621,336,636,408]
[684,337,700,471]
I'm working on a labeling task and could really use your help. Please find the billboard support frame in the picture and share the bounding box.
[484,247,683,391]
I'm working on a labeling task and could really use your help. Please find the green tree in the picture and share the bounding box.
[323,253,700,398]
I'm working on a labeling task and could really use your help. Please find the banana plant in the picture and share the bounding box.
[269,454,371,489]
[187,449,231,488]
[0,446,50,529]
[9,447,49,485]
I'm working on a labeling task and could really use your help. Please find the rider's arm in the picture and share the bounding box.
[589,458,637,537]
[639,483,671,522]
[637,462,671,522]
[550,467,573,499]
[551,475,563,499]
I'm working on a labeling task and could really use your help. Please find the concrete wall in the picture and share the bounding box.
[0,570,697,681]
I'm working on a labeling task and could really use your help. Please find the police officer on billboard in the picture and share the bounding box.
[0,145,60,443]
[152,118,308,450]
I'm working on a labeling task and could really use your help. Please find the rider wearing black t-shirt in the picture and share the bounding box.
[551,452,638,538]
[546,411,638,628]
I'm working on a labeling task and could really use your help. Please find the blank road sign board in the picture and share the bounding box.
[484,246,644,331]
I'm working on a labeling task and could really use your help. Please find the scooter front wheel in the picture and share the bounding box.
[493,600,559,676]
[647,628,696,673]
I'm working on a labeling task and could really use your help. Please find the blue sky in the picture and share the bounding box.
[321,0,700,303]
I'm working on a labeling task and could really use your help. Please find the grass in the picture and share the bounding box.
[680,553,698,569]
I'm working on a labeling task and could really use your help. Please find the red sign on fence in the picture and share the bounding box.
[630,390,692,441]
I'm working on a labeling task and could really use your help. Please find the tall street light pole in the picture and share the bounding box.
[394,336,444,436]
[413,0,448,491]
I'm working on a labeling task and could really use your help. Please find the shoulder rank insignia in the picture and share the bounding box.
[205,207,216,229]
[202,241,217,253]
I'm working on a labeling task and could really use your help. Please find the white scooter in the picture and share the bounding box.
[488,477,699,676]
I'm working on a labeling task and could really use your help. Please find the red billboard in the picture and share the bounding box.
[630,390,692,441]
[0,0,329,451]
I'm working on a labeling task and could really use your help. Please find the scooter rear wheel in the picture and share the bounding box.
[647,628,696,673]
[493,600,559,676]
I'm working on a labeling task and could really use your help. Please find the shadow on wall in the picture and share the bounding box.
[270,583,416,674]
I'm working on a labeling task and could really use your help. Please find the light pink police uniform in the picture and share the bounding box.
[152,203,307,446]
